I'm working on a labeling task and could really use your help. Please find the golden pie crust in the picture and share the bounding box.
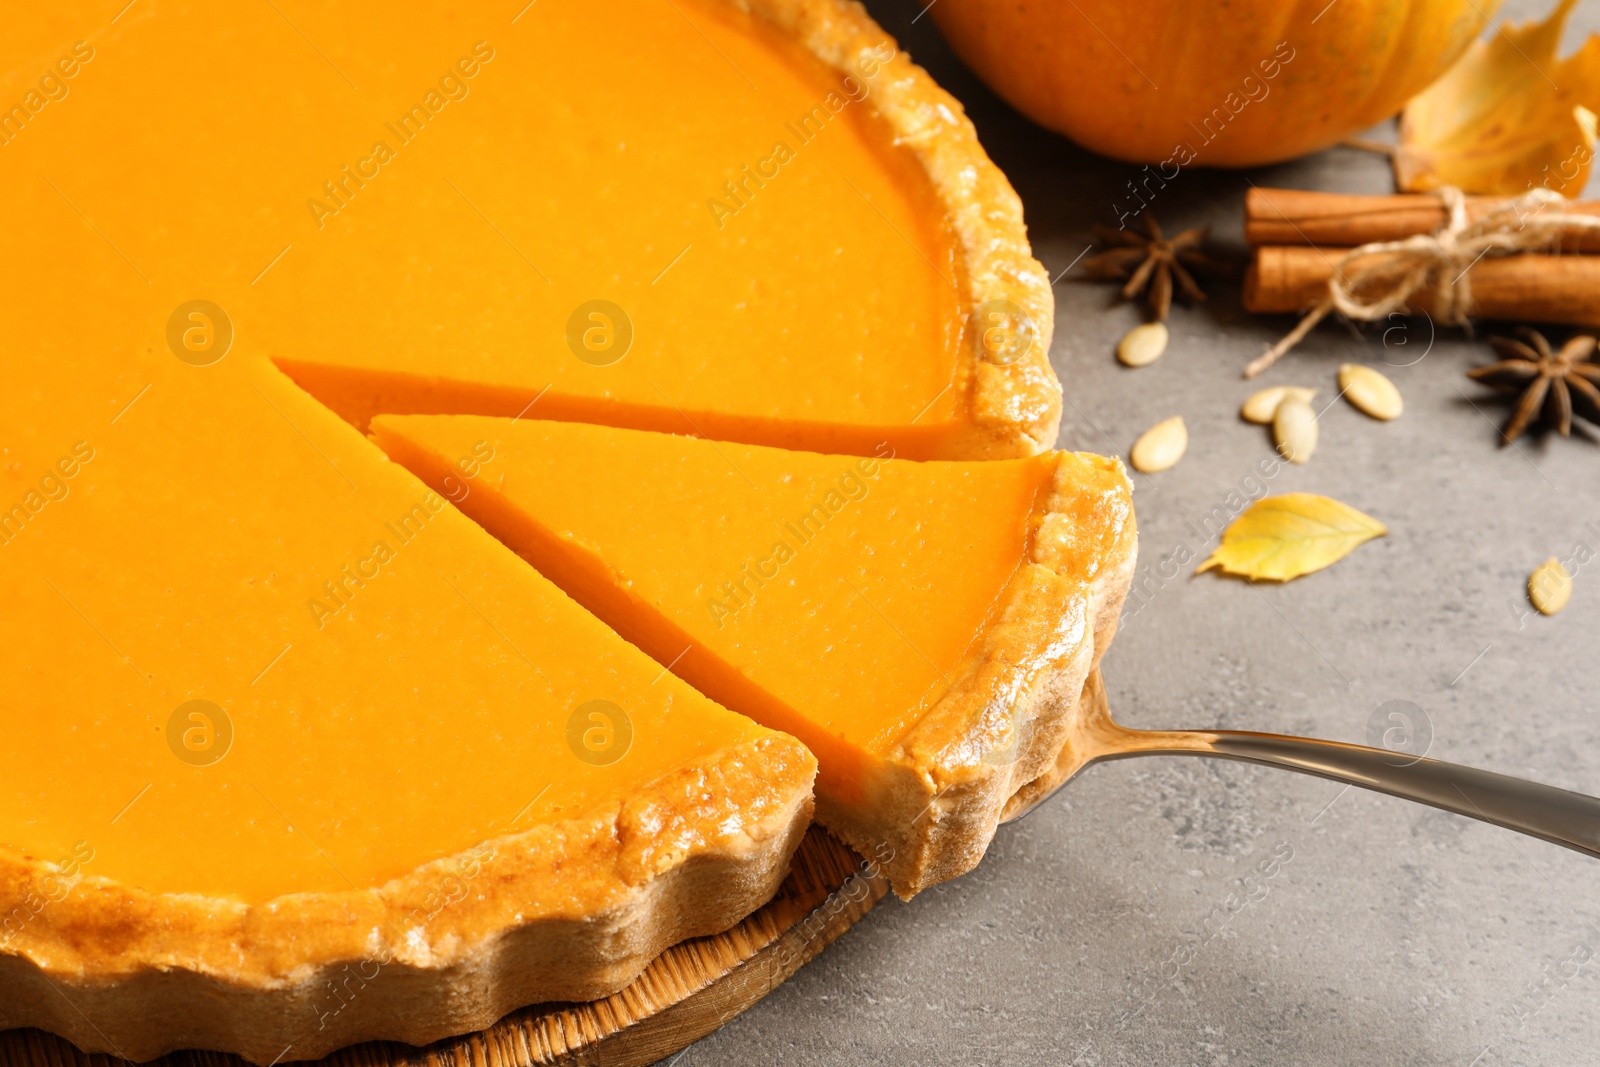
[0,736,813,1063]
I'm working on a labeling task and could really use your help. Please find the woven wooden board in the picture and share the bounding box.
[0,826,885,1067]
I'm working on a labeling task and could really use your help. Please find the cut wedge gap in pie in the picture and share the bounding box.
[372,416,1136,896]
[264,0,1059,460]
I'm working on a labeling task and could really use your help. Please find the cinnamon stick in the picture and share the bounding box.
[1243,246,1600,328]
[1246,188,1600,254]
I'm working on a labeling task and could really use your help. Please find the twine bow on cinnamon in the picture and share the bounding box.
[1245,186,1600,378]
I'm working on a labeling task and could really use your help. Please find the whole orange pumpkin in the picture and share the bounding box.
[929,0,1500,167]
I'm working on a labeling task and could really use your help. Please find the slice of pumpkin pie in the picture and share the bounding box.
[373,416,1137,896]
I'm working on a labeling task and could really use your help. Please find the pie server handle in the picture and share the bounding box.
[1091,729,1600,860]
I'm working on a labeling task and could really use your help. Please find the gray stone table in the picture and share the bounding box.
[682,2,1600,1064]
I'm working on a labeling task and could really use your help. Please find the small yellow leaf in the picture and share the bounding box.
[1196,493,1387,582]
[1395,0,1600,197]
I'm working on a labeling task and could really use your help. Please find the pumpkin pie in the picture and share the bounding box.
[2,0,1074,1059]
[372,416,1136,896]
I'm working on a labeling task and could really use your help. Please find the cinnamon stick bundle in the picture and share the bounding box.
[1246,187,1600,254]
[1243,246,1600,328]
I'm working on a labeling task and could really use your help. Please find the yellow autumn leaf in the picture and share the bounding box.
[1395,0,1600,197]
[1196,493,1387,582]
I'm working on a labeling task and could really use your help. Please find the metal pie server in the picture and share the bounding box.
[1018,676,1600,859]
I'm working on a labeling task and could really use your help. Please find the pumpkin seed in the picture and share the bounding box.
[1528,558,1573,616]
[1273,394,1318,463]
[1241,385,1316,424]
[1130,415,1187,473]
[1339,363,1403,420]
[1117,322,1169,367]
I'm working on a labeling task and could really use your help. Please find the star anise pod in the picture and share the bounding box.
[1466,328,1600,444]
[1083,211,1228,321]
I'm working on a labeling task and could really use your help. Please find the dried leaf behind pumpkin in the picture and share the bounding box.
[1395,0,1600,197]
